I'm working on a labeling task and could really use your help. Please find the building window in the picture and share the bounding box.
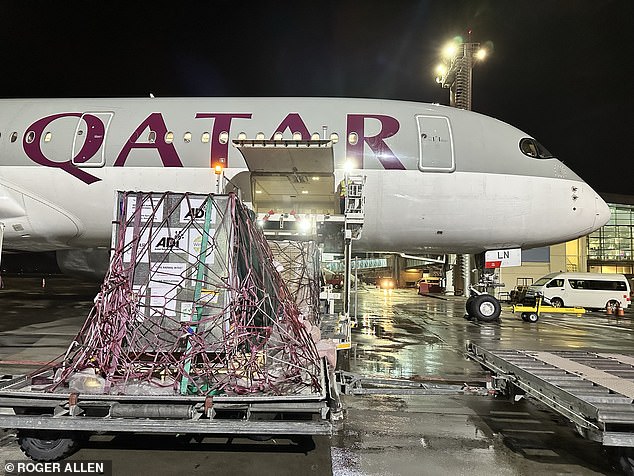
[588,203,634,266]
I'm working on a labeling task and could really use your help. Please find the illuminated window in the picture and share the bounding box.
[219,131,228,144]
[348,132,358,145]
[148,131,156,143]
[201,132,210,143]
[165,132,174,144]
[44,132,52,142]
[10,132,18,143]
[184,132,192,143]
[587,203,634,264]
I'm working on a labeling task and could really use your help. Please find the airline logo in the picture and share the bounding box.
[21,111,404,184]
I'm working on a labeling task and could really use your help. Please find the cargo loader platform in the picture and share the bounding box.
[466,344,634,463]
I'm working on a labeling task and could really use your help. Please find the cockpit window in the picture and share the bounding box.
[519,138,554,159]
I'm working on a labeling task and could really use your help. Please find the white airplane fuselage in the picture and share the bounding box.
[0,97,610,272]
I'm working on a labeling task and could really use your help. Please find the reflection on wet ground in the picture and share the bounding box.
[345,287,633,382]
[331,287,631,475]
[0,279,631,474]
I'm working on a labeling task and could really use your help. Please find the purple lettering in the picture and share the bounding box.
[272,113,311,140]
[23,113,102,184]
[346,114,404,169]
[194,113,252,167]
[114,113,183,167]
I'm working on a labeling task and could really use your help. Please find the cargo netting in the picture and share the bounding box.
[268,240,321,326]
[50,192,322,397]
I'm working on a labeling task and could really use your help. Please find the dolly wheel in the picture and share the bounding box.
[526,312,539,323]
[18,430,80,462]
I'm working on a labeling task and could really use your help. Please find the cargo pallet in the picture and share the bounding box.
[467,344,634,472]
[0,359,339,462]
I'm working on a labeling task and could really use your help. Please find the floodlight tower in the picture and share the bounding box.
[435,34,488,294]
[435,36,487,110]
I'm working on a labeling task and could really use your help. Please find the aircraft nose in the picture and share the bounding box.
[594,194,611,229]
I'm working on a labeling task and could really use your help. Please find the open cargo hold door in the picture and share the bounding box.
[233,139,336,214]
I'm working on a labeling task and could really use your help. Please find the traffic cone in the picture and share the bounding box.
[606,305,613,315]
[617,306,625,317]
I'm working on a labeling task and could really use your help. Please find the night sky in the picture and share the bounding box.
[1,1,632,195]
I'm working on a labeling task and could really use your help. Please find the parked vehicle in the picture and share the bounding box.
[376,277,395,290]
[325,274,344,289]
[417,277,444,294]
[525,272,631,311]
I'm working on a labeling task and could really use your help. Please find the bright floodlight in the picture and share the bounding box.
[299,220,311,233]
[435,64,447,76]
[442,42,458,59]
[475,48,487,61]
[343,160,354,174]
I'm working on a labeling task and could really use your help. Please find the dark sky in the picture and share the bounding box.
[1,0,632,194]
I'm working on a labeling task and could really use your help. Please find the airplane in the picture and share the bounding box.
[0,97,610,308]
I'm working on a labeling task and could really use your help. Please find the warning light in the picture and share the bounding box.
[214,164,223,175]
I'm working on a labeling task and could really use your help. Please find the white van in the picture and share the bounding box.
[526,272,631,311]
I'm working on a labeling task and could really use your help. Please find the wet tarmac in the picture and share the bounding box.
[1,277,632,475]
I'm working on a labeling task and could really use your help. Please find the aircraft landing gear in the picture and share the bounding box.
[464,269,503,322]
[465,292,501,322]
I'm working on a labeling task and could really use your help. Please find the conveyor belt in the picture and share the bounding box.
[467,345,634,447]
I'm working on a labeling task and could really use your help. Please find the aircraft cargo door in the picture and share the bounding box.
[417,115,455,172]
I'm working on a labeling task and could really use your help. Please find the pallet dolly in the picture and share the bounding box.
[512,294,585,323]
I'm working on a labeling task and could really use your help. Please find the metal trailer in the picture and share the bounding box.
[0,359,339,462]
[467,344,634,473]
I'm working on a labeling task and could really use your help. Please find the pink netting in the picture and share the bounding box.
[50,192,322,397]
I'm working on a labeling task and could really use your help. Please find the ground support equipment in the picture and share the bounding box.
[336,371,488,396]
[512,296,585,322]
[0,359,338,462]
[467,344,634,473]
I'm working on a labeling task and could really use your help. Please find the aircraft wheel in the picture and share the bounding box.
[550,297,564,308]
[465,296,476,317]
[520,313,529,322]
[471,295,501,322]
[526,312,539,323]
